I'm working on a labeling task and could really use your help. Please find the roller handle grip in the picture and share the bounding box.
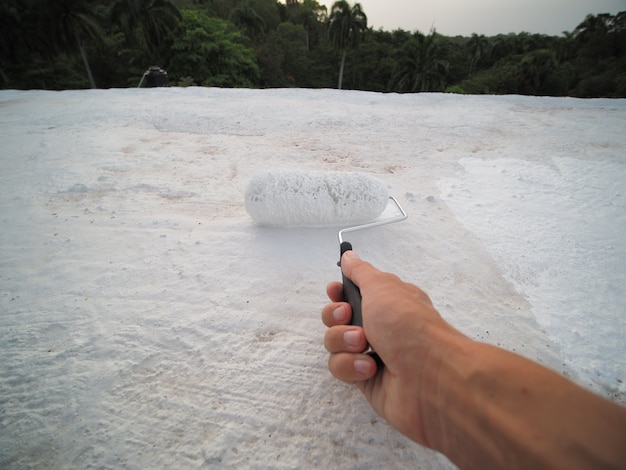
[339,241,363,327]
[339,241,383,368]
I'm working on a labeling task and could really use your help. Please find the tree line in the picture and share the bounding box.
[1,0,625,97]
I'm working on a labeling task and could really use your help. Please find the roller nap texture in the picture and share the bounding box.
[244,170,389,227]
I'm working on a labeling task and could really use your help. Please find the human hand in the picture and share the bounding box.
[323,252,626,468]
[322,251,469,446]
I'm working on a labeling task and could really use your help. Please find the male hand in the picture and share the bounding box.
[321,251,468,445]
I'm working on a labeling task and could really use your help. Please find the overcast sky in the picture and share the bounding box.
[318,0,626,36]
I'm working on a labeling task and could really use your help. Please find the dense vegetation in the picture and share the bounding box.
[1,0,625,96]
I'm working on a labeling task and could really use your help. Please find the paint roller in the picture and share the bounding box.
[245,169,408,359]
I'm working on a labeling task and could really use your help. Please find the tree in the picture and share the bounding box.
[246,0,281,33]
[230,2,266,39]
[35,0,105,88]
[556,31,577,62]
[257,22,312,87]
[328,0,367,89]
[110,0,181,61]
[390,30,449,92]
[609,12,626,57]
[517,48,558,95]
[285,0,327,49]
[0,0,27,85]
[574,13,611,44]
[465,33,488,75]
[490,34,515,63]
[168,10,259,87]
[348,30,396,91]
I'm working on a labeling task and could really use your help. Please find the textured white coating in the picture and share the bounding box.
[244,170,389,227]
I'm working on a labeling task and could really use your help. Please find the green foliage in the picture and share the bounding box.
[20,53,90,89]
[328,0,367,89]
[389,30,449,92]
[110,0,182,63]
[257,22,311,87]
[465,33,489,75]
[517,49,557,95]
[457,61,518,94]
[328,0,367,50]
[445,85,466,94]
[346,34,396,91]
[284,0,327,49]
[1,2,624,97]
[176,75,196,86]
[245,0,281,32]
[169,9,258,87]
[229,2,267,39]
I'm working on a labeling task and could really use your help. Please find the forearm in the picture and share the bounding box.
[419,330,626,469]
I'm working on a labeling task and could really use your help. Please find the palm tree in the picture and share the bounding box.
[328,0,367,89]
[286,0,327,50]
[490,34,515,63]
[517,49,557,95]
[110,0,181,60]
[556,31,577,62]
[38,0,104,88]
[0,0,25,85]
[465,33,488,75]
[390,30,449,93]
[574,13,611,44]
[230,2,266,39]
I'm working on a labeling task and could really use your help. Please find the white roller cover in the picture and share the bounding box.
[244,169,389,227]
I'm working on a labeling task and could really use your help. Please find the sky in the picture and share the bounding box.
[318,0,626,36]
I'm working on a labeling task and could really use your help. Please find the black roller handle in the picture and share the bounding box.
[338,241,383,368]
[339,241,363,327]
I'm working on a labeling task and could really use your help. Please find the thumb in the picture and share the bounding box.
[341,251,379,290]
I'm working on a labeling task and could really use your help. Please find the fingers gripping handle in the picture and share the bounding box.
[339,242,363,327]
[336,197,408,370]
[339,242,383,368]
